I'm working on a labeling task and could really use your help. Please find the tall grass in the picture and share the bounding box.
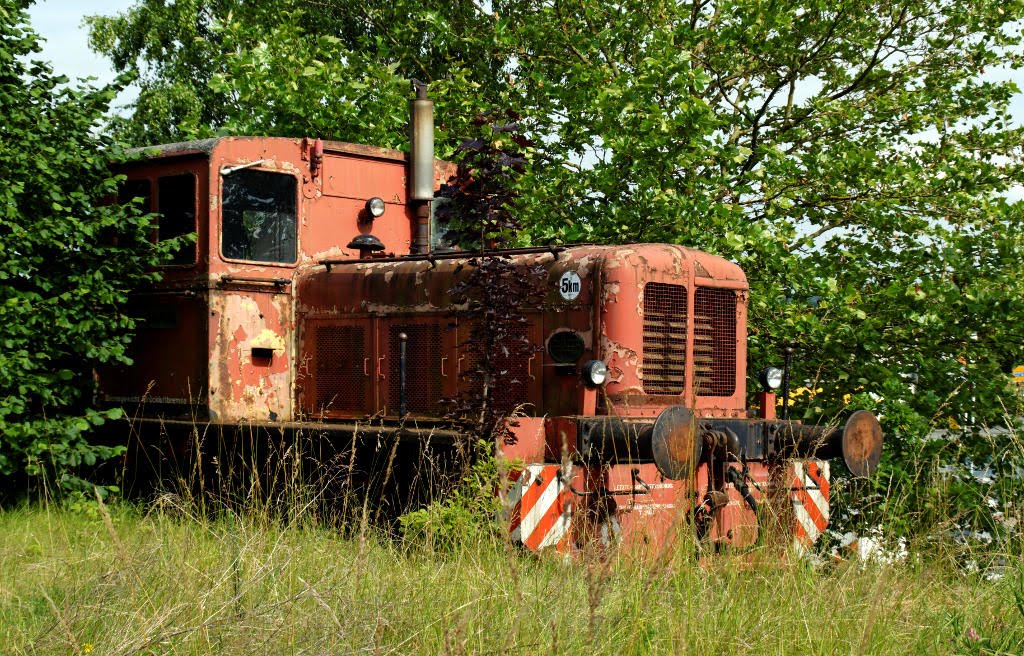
[2,421,1023,655]
[1,498,1022,655]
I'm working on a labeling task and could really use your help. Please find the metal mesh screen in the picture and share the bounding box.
[458,322,531,413]
[388,324,443,415]
[314,324,366,413]
[491,324,531,413]
[642,283,688,395]
[694,288,737,396]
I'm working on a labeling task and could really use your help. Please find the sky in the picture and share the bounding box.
[24,1,1024,126]
[28,0,135,87]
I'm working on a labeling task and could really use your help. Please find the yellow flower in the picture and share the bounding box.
[83,644,94,654]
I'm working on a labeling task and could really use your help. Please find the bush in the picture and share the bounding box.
[0,2,171,499]
[399,445,505,551]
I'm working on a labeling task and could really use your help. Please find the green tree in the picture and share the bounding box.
[85,0,262,145]
[86,0,509,149]
[496,0,1024,423]
[0,1,169,497]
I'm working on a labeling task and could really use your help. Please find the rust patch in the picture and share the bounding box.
[842,410,883,477]
[651,406,701,480]
[210,291,292,421]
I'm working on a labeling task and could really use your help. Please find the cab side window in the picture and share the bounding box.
[117,176,197,266]
[221,169,297,264]
[157,174,197,266]
[118,178,151,210]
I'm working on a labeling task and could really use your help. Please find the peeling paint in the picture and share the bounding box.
[250,328,286,353]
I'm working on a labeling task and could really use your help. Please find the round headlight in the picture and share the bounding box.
[366,197,386,218]
[759,366,783,391]
[582,360,608,387]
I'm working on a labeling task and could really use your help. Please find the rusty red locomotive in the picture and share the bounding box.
[100,93,881,556]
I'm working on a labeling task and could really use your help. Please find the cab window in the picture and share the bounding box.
[221,169,297,264]
[157,174,197,265]
[118,178,151,210]
[117,176,197,266]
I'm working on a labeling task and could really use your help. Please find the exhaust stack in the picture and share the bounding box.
[409,80,434,254]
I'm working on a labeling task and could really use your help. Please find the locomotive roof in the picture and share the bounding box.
[124,136,409,163]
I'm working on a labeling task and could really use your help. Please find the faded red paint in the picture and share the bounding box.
[101,136,450,423]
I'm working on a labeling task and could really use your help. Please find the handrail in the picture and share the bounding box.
[320,245,571,271]
[218,275,290,287]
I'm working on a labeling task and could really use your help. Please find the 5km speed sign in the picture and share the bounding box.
[558,271,582,301]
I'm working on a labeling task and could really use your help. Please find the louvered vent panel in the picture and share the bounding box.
[314,325,366,413]
[642,283,687,395]
[388,324,444,415]
[694,288,737,396]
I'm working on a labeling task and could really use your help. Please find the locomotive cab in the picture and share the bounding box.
[99,136,449,423]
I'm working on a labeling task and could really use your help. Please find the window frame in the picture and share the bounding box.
[217,167,301,268]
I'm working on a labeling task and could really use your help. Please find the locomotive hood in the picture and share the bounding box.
[297,243,746,315]
[297,243,750,419]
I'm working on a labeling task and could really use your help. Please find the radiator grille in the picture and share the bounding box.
[388,324,443,415]
[314,325,366,413]
[642,283,688,395]
[694,288,737,396]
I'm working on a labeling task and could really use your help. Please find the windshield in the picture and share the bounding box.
[221,169,297,264]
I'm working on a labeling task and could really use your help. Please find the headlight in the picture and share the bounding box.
[582,360,608,387]
[759,366,783,391]
[366,197,386,218]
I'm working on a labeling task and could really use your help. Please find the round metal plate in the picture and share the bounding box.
[842,409,883,477]
[651,406,702,480]
[547,330,585,364]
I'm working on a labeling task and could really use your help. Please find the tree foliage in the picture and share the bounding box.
[85,0,508,148]
[435,112,533,249]
[88,1,1024,440]
[498,0,1024,436]
[0,1,168,497]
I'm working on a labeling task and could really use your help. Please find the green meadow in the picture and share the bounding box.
[1,499,1021,656]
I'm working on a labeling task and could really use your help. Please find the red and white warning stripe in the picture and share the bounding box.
[790,459,830,552]
[505,464,574,552]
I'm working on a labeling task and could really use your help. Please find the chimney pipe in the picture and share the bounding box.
[409,80,434,254]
